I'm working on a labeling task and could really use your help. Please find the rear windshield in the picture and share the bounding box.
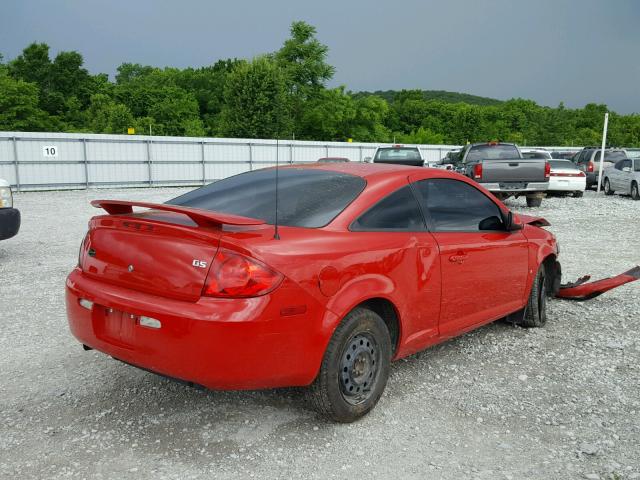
[551,151,577,159]
[374,147,422,162]
[522,151,552,160]
[466,144,519,161]
[594,150,627,162]
[550,160,578,170]
[168,168,366,228]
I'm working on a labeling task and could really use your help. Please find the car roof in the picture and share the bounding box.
[275,162,459,181]
[470,142,517,147]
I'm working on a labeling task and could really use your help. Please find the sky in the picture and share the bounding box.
[2,0,639,113]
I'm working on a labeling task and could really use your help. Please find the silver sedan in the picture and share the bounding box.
[602,158,640,200]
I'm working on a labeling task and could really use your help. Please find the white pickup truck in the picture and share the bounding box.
[0,179,20,240]
[365,145,425,167]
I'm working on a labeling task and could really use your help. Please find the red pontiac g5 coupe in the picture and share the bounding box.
[66,163,561,422]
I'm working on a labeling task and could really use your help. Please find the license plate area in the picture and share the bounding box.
[95,306,139,346]
[499,182,528,190]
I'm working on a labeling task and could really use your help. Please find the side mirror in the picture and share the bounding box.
[364,156,372,163]
[504,211,523,231]
[479,216,504,231]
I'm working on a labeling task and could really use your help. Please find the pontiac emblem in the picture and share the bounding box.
[128,264,134,272]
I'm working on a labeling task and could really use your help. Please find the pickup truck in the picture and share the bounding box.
[445,142,550,207]
[365,145,425,167]
[0,178,20,240]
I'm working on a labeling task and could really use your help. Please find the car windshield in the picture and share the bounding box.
[466,144,519,161]
[374,147,421,161]
[167,168,366,228]
[550,160,578,170]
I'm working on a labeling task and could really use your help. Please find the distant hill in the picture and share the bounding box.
[353,89,504,106]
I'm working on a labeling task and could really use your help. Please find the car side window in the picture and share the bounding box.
[415,179,505,232]
[351,185,426,231]
[623,159,632,169]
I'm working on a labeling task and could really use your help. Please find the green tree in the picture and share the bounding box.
[0,67,50,131]
[86,94,134,134]
[220,56,291,138]
[275,21,335,136]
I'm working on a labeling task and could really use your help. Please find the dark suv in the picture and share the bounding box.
[572,147,628,189]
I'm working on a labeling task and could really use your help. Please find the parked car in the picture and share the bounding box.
[66,163,560,422]
[602,157,640,200]
[365,145,425,167]
[548,160,586,197]
[434,150,461,170]
[522,150,585,197]
[550,150,579,160]
[0,179,20,241]
[458,142,550,207]
[572,147,628,189]
[521,149,552,160]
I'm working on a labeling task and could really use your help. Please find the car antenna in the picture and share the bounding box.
[273,137,280,240]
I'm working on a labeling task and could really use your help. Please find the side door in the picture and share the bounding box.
[412,177,529,337]
[608,160,624,190]
[350,184,442,351]
[618,159,633,193]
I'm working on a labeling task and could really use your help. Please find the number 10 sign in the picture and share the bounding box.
[43,146,58,157]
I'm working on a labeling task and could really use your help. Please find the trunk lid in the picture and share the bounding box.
[81,201,265,302]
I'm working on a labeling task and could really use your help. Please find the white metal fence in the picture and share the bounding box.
[0,131,580,191]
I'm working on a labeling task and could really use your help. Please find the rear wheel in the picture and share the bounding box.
[517,266,548,328]
[604,178,614,195]
[307,307,391,423]
[572,190,584,198]
[632,182,640,200]
[526,196,543,208]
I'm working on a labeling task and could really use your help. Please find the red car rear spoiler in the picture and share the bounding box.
[556,266,640,301]
[91,200,265,228]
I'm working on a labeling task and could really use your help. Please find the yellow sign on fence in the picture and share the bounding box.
[127,127,135,135]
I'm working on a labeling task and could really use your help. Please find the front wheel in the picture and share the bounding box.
[517,266,548,328]
[306,307,391,422]
[631,182,639,200]
[526,196,543,208]
[604,178,614,195]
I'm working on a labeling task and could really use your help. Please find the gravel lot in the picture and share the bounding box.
[1,187,639,480]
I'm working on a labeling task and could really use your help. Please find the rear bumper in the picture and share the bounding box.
[548,177,586,192]
[66,268,331,390]
[482,182,549,194]
[0,208,20,240]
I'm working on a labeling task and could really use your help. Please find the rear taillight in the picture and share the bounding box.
[579,171,586,177]
[587,161,594,172]
[473,163,482,179]
[544,161,551,179]
[202,249,283,298]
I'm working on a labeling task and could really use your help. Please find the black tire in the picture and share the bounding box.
[306,307,391,423]
[604,178,614,195]
[526,196,543,208]
[632,182,640,201]
[517,266,548,328]
[572,190,584,198]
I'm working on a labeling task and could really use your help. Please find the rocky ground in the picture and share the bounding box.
[1,187,639,479]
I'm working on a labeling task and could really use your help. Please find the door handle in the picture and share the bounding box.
[448,254,468,264]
